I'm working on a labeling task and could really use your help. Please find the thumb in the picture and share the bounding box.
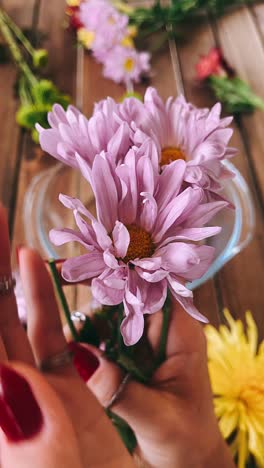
[78,344,169,440]
[0,363,82,468]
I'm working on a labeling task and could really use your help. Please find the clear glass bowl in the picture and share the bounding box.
[23,161,255,290]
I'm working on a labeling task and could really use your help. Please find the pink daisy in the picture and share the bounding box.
[95,88,236,200]
[50,146,226,345]
[79,0,128,59]
[130,88,236,199]
[102,46,151,86]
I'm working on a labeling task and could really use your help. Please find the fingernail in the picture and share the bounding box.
[0,365,43,442]
[16,245,24,267]
[69,342,100,382]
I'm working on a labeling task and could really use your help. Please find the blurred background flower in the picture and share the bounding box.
[205,310,264,468]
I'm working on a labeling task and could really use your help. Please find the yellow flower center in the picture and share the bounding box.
[160,146,186,166]
[77,29,95,48]
[124,58,135,72]
[121,36,134,48]
[123,225,155,263]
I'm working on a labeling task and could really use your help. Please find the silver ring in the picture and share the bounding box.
[106,373,130,410]
[39,348,73,372]
[0,276,16,296]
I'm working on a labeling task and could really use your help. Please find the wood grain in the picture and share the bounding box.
[214,8,264,335]
[0,0,35,227]
[10,0,77,310]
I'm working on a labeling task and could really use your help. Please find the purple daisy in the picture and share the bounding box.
[50,146,226,345]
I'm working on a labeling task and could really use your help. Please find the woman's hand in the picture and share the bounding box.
[83,300,236,467]
[0,204,134,468]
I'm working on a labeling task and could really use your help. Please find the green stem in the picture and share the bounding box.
[0,8,37,88]
[117,305,124,352]
[1,9,35,56]
[156,294,171,366]
[48,259,79,342]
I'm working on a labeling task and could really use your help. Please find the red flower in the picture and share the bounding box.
[196,47,223,80]
[66,6,83,30]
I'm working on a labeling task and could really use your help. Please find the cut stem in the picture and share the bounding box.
[156,294,171,366]
[0,8,37,88]
[48,259,79,342]
[1,9,35,56]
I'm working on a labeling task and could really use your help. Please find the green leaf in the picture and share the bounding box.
[106,410,137,454]
[117,353,151,383]
[16,103,50,129]
[208,75,264,114]
[32,79,70,107]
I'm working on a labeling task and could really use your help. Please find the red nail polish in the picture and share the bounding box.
[0,365,43,442]
[69,342,99,382]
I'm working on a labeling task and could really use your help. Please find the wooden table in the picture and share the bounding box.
[1,0,264,337]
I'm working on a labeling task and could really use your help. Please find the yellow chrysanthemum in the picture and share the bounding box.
[205,309,264,468]
[77,28,95,49]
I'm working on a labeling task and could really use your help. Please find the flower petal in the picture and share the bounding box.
[157,159,186,211]
[49,228,93,249]
[153,187,200,243]
[172,293,208,323]
[112,221,130,258]
[62,253,106,282]
[92,269,126,306]
[91,154,118,232]
[167,275,193,298]
[121,307,144,346]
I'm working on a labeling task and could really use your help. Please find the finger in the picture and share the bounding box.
[19,248,76,376]
[85,344,164,438]
[0,362,82,468]
[0,205,34,364]
[147,298,206,358]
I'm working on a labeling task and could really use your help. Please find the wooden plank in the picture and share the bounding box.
[175,15,264,335]
[176,23,222,326]
[217,7,264,211]
[10,0,77,310]
[0,0,35,221]
[251,2,264,40]
[213,8,264,336]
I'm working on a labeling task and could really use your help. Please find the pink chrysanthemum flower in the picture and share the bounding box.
[36,103,132,169]
[95,88,236,200]
[79,0,128,59]
[50,147,226,345]
[130,88,236,199]
[102,46,150,86]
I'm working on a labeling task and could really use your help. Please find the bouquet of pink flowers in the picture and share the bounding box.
[66,0,150,88]
[37,87,235,447]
